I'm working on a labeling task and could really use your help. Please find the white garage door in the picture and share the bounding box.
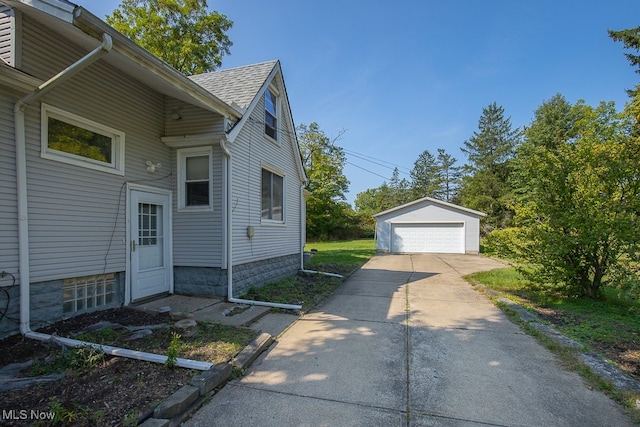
[391,223,464,253]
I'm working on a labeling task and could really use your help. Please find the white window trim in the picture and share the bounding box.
[41,103,125,175]
[264,85,280,144]
[177,146,213,211]
[261,163,286,224]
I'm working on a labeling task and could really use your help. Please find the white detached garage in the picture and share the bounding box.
[373,197,485,254]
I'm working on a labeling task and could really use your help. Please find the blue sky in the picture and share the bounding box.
[83,0,640,205]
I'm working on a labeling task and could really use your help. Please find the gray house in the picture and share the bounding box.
[374,197,485,254]
[0,0,307,338]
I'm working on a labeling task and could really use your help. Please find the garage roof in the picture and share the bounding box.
[373,197,486,218]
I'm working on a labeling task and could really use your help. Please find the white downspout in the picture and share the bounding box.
[300,185,304,270]
[219,137,302,311]
[14,33,213,371]
[15,33,113,335]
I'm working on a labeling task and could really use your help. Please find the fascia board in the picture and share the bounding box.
[0,62,41,92]
[3,0,74,22]
[373,197,487,218]
[71,7,241,120]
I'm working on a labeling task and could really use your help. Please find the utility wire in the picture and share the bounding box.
[343,148,412,174]
[346,161,391,180]
[345,150,411,176]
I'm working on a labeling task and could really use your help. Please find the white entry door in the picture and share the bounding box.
[130,189,171,301]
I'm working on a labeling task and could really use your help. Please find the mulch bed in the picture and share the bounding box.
[0,308,204,426]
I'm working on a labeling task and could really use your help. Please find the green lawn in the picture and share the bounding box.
[241,239,377,312]
[304,239,376,267]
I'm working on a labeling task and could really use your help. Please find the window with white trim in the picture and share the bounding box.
[264,87,278,141]
[178,147,213,210]
[41,103,125,175]
[262,167,284,222]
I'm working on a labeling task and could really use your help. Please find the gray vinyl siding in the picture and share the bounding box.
[164,98,226,136]
[171,145,224,267]
[19,18,172,283]
[165,99,226,268]
[0,90,19,284]
[0,6,14,66]
[230,74,303,266]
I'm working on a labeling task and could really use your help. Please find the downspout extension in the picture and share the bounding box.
[219,137,302,311]
[13,33,213,370]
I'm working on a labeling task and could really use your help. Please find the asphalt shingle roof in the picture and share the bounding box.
[189,60,278,112]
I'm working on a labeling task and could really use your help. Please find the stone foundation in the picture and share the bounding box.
[0,272,124,339]
[173,267,228,297]
[173,253,300,299]
[231,253,300,298]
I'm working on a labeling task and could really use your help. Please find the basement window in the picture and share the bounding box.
[63,274,116,315]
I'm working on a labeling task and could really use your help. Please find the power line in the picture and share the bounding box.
[346,161,391,181]
[343,148,412,175]
[345,150,411,176]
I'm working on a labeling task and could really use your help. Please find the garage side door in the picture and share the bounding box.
[391,223,464,254]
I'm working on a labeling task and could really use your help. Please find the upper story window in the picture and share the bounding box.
[264,87,278,141]
[262,167,284,222]
[41,104,125,175]
[177,147,213,210]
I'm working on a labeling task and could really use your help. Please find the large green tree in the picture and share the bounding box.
[609,26,640,74]
[512,96,640,298]
[410,149,440,199]
[107,0,233,74]
[298,123,354,240]
[458,102,521,232]
[389,167,413,207]
[436,148,461,202]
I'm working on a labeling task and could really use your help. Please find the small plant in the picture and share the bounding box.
[49,397,64,424]
[122,412,139,427]
[231,366,246,379]
[30,346,105,377]
[68,346,106,372]
[165,332,182,368]
[48,397,100,426]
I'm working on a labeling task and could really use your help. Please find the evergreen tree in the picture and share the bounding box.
[609,26,640,74]
[459,102,521,232]
[436,148,461,202]
[410,149,440,199]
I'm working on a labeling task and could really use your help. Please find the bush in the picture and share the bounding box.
[483,227,527,260]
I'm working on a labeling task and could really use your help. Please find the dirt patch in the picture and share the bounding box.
[0,308,256,426]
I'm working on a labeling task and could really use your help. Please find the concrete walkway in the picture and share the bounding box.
[184,254,634,427]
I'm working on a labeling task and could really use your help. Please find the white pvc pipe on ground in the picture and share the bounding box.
[25,331,214,370]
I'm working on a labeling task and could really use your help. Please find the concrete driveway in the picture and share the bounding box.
[185,254,633,426]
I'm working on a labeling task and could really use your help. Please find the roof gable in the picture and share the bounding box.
[192,59,307,183]
[189,60,278,113]
[373,197,486,218]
